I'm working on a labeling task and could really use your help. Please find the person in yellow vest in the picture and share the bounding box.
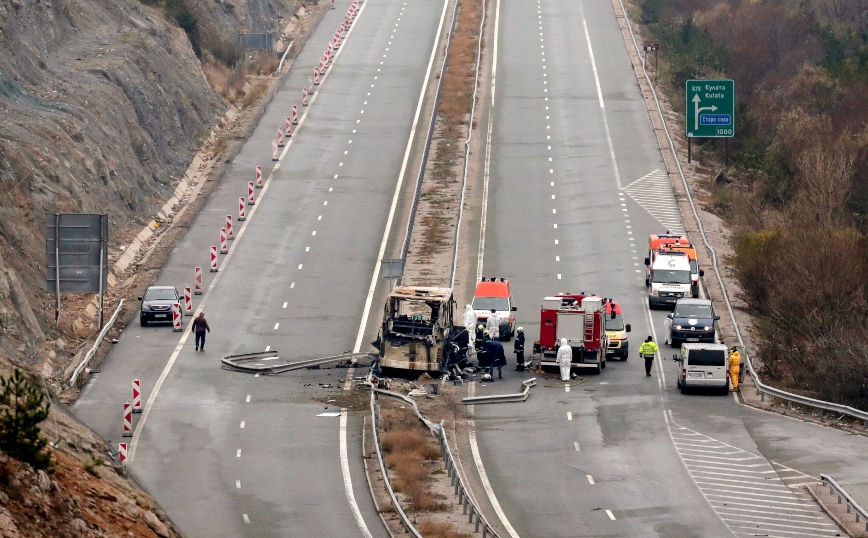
[639,336,658,377]
[729,347,741,392]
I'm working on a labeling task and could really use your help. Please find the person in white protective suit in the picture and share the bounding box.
[486,309,500,340]
[557,338,572,381]
[463,305,476,337]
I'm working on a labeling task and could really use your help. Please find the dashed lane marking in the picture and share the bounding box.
[622,169,687,234]
[665,411,839,537]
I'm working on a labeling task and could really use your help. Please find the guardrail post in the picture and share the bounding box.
[475,514,481,533]
[483,526,488,538]
[469,506,474,524]
[838,494,842,504]
[463,495,469,514]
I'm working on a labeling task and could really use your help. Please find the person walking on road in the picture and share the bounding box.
[639,336,658,376]
[486,309,500,340]
[729,347,741,392]
[486,338,506,379]
[514,327,525,371]
[557,338,572,382]
[193,312,210,352]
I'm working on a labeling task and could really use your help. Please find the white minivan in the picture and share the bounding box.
[673,343,729,394]
[646,252,693,309]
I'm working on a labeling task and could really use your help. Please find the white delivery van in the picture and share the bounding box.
[646,252,692,309]
[673,343,729,394]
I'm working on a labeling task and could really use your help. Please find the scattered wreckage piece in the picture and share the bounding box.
[221,351,375,375]
[461,378,536,405]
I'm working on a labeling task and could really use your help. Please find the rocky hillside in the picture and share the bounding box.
[0,0,294,365]
[0,357,181,537]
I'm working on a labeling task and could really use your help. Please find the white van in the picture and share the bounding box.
[647,252,692,308]
[673,343,729,394]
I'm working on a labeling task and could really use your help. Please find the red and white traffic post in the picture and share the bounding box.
[184,286,193,313]
[313,69,320,85]
[226,214,234,240]
[132,379,142,413]
[210,246,218,272]
[272,139,279,161]
[220,228,228,254]
[248,181,256,205]
[285,118,292,139]
[122,403,133,437]
[238,197,246,221]
[302,87,309,106]
[292,105,298,124]
[172,302,182,331]
[331,0,334,9]
[118,443,128,465]
[277,126,285,147]
[194,267,203,295]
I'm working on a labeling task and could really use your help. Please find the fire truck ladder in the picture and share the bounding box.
[584,313,595,342]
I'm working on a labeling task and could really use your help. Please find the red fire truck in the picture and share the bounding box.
[534,293,610,374]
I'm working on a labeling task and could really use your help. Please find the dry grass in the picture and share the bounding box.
[380,406,447,512]
[417,520,471,538]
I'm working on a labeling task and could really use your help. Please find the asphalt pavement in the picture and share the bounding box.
[468,0,863,535]
[72,0,447,534]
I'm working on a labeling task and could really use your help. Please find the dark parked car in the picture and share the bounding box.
[139,286,182,326]
[667,298,719,346]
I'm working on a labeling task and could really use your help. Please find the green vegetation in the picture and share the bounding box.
[637,0,868,408]
[0,369,51,470]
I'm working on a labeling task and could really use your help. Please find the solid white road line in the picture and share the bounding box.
[574,441,580,451]
[236,449,241,457]
[236,479,241,489]
[352,0,450,354]
[605,510,616,520]
[340,410,373,538]
[587,475,595,484]
[578,2,622,190]
[245,395,251,403]
[243,514,250,524]
[469,431,521,538]
[567,411,573,421]
[240,421,245,429]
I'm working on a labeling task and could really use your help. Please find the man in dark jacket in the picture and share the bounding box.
[192,312,210,351]
[513,327,525,371]
[486,338,506,379]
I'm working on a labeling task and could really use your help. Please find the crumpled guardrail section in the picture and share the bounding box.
[67,299,125,388]
[614,0,868,425]
[370,385,502,537]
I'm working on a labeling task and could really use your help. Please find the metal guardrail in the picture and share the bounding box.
[820,474,868,532]
[462,379,535,404]
[276,41,294,73]
[370,384,502,537]
[370,391,424,538]
[221,351,371,374]
[397,0,461,272]
[67,299,125,387]
[614,0,868,425]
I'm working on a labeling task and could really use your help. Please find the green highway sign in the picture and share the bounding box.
[685,79,735,138]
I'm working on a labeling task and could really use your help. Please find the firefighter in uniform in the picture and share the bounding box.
[514,327,525,371]
[639,336,658,377]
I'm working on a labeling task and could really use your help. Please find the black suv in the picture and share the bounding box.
[667,298,719,346]
[139,285,182,326]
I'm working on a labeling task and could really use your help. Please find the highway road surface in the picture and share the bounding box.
[72,0,448,534]
[468,0,866,535]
